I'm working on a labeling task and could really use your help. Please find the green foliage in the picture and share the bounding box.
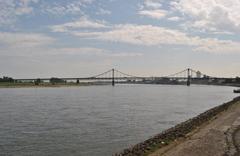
[34,78,41,85]
[0,76,14,83]
[50,77,65,84]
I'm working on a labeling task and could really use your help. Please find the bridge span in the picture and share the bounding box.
[14,68,231,86]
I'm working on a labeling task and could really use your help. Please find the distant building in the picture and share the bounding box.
[196,71,201,78]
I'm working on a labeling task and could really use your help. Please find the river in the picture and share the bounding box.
[0,84,237,156]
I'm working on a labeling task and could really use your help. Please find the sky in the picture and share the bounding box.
[0,0,240,78]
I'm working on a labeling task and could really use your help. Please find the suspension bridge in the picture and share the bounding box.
[14,68,226,86]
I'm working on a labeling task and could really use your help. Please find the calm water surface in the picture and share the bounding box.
[0,84,237,156]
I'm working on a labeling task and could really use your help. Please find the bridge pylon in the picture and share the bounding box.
[112,68,115,86]
[187,68,191,86]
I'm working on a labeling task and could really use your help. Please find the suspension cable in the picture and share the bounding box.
[164,69,188,77]
[91,69,112,78]
[114,69,140,78]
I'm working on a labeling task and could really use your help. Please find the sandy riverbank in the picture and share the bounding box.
[115,96,240,156]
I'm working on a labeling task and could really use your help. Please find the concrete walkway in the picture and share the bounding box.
[149,101,240,156]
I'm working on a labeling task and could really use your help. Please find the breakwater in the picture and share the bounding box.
[114,96,240,156]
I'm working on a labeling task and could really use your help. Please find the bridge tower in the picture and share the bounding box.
[112,68,115,86]
[187,68,191,86]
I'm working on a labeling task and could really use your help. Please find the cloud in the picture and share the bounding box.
[0,45,143,78]
[96,8,111,15]
[0,43,142,59]
[66,24,240,54]
[0,32,55,48]
[167,16,181,21]
[171,0,240,33]
[69,24,194,46]
[193,39,240,53]
[138,0,167,19]
[50,17,108,32]
[0,0,38,25]
[43,47,143,58]
[0,0,96,26]
[139,0,240,33]
[40,0,94,16]
[138,9,167,19]
[142,0,163,9]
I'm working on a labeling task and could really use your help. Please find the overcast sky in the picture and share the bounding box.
[0,0,240,78]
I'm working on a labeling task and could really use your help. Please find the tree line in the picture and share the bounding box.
[0,76,14,82]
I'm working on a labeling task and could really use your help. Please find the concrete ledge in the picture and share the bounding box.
[114,96,240,156]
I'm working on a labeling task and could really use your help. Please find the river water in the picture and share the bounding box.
[0,84,237,156]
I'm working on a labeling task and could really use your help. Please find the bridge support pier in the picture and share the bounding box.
[112,68,115,86]
[187,68,191,86]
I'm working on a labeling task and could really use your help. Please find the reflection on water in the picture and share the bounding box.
[0,84,237,156]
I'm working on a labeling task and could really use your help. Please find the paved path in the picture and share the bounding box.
[149,101,240,156]
[233,127,240,156]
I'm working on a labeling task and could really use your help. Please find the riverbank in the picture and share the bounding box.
[0,82,239,88]
[0,82,108,88]
[114,96,240,156]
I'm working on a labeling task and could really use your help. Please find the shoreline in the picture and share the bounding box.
[0,83,239,89]
[114,96,240,156]
[0,83,110,88]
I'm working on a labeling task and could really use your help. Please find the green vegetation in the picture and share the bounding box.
[0,76,14,83]
[50,77,66,84]
[0,82,94,88]
[34,78,41,85]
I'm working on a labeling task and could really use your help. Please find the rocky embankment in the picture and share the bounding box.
[114,96,240,156]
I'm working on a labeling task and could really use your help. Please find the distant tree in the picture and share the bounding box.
[76,79,80,84]
[235,77,240,83]
[203,75,210,79]
[50,77,65,84]
[224,78,233,83]
[0,76,14,83]
[34,78,41,85]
